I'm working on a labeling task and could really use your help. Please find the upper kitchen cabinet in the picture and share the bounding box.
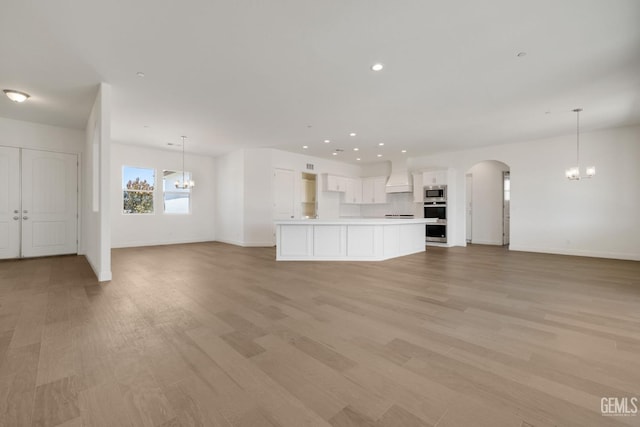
[344,177,362,204]
[362,176,387,204]
[322,174,347,192]
[423,170,447,186]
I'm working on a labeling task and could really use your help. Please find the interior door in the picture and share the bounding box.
[0,147,21,259]
[21,149,78,257]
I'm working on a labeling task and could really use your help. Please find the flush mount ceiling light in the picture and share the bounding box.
[356,158,361,161]
[565,108,595,180]
[349,132,356,137]
[353,148,359,151]
[377,154,383,158]
[371,63,384,71]
[401,150,407,153]
[378,142,384,146]
[324,139,330,143]
[3,89,30,103]
[302,145,308,149]
[175,136,195,189]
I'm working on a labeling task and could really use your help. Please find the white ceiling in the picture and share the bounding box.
[1,0,639,163]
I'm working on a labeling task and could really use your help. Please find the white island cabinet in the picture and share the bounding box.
[274,218,437,261]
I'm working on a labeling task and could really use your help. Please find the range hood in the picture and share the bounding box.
[385,159,414,193]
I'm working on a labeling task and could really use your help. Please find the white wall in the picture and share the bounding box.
[214,150,245,246]
[83,83,112,281]
[216,148,363,247]
[244,149,276,246]
[468,160,509,245]
[410,124,640,260]
[111,143,216,248]
[0,116,84,154]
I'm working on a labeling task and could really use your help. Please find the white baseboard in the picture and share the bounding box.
[508,245,640,261]
[471,239,504,245]
[215,238,274,248]
[84,255,112,282]
[111,237,215,249]
[241,241,275,247]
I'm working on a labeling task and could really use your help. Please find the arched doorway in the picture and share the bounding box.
[465,160,510,246]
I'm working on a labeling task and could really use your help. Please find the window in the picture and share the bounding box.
[163,170,191,214]
[123,166,155,214]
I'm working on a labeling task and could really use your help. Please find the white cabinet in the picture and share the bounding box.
[323,174,347,192]
[412,173,423,202]
[344,178,362,204]
[423,170,447,186]
[361,176,387,204]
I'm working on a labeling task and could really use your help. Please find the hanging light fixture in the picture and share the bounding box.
[175,136,195,189]
[565,108,595,180]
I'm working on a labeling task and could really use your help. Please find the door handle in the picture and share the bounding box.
[14,210,19,214]
[23,216,29,220]
[23,210,28,214]
[13,216,19,220]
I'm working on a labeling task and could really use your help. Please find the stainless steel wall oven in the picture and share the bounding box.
[424,202,447,243]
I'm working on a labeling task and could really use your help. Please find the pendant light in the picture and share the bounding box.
[175,136,195,189]
[565,108,595,180]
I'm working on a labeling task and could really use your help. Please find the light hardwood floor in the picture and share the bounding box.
[0,243,639,427]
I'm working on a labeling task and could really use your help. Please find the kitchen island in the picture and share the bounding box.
[274,218,437,261]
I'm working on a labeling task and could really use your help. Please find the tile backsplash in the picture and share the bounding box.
[339,192,419,218]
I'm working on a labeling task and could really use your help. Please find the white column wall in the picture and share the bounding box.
[83,83,112,281]
[214,150,246,246]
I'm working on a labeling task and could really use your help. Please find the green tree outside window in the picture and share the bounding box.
[123,167,155,214]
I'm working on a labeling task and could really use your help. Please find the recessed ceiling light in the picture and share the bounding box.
[356,158,361,161]
[371,63,384,71]
[332,152,338,156]
[349,132,356,137]
[377,154,383,157]
[324,139,330,143]
[353,148,359,151]
[3,89,30,103]
[516,52,526,57]
[401,150,407,153]
[136,72,145,77]
[302,145,308,149]
[378,142,384,146]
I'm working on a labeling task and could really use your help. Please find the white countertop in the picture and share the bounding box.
[274,218,438,225]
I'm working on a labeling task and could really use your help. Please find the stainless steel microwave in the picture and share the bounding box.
[424,185,446,202]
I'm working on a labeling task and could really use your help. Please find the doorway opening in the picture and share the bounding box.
[465,160,510,247]
[301,173,317,218]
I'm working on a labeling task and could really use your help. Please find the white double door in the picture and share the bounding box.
[0,147,78,259]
